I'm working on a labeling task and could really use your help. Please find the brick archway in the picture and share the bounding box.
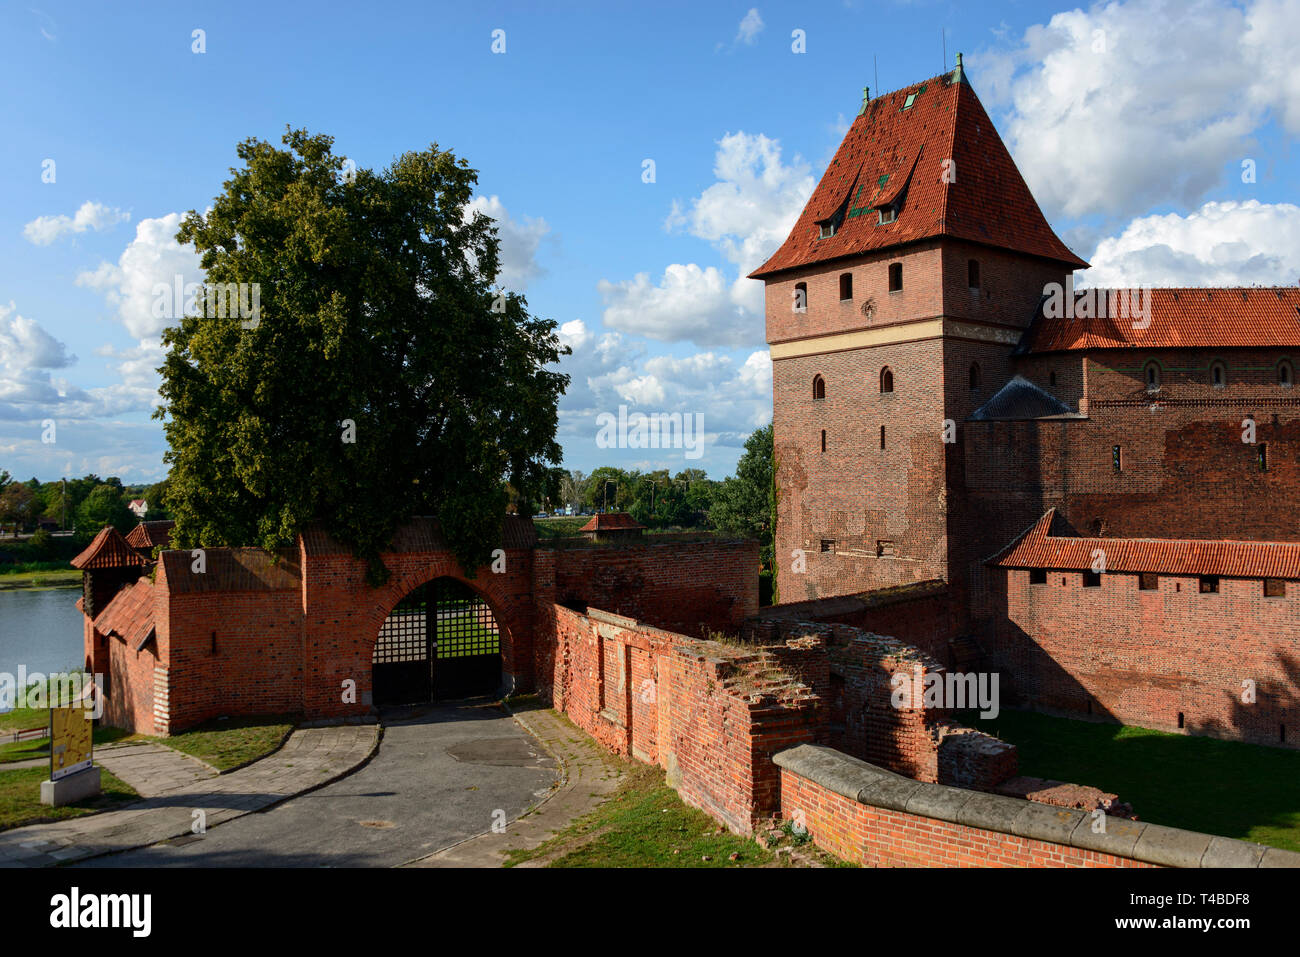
[299,527,534,720]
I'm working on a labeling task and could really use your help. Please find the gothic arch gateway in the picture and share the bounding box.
[372,577,504,705]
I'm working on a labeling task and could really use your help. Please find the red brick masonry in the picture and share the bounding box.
[773,744,1299,868]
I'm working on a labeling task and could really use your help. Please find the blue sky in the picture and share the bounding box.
[2,0,1298,484]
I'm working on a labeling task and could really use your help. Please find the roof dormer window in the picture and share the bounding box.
[878,205,896,225]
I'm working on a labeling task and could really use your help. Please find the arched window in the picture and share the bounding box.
[880,366,894,393]
[969,362,981,390]
[1144,361,1161,392]
[839,273,853,301]
[812,374,826,400]
[1211,361,1226,388]
[1279,360,1293,388]
[888,262,903,292]
[793,282,808,313]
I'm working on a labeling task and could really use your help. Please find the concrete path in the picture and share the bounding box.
[75,700,561,868]
[0,724,378,867]
[405,703,624,867]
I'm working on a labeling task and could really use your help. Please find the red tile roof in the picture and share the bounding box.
[93,577,155,647]
[300,515,538,556]
[1021,287,1300,353]
[989,509,1300,579]
[70,526,147,570]
[580,512,645,533]
[125,520,174,551]
[750,71,1086,279]
[159,548,301,593]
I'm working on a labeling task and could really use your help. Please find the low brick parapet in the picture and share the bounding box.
[774,743,1300,868]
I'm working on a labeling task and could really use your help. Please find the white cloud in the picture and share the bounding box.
[600,132,813,346]
[977,0,1300,220]
[735,8,764,45]
[1081,199,1300,287]
[464,194,550,290]
[76,213,202,339]
[23,201,129,245]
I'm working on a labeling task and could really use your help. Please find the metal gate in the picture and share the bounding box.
[372,578,503,706]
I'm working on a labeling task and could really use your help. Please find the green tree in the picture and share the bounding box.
[584,467,630,512]
[156,128,569,581]
[710,423,774,568]
[74,484,134,535]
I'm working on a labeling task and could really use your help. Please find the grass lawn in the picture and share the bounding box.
[0,725,136,765]
[146,715,296,771]
[0,765,138,832]
[961,708,1300,852]
[0,706,50,734]
[0,566,81,590]
[504,760,852,868]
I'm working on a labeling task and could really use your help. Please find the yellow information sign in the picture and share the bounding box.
[50,705,93,781]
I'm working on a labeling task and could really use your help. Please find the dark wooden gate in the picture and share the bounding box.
[372,578,502,706]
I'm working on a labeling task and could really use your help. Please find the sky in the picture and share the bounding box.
[2,0,1298,485]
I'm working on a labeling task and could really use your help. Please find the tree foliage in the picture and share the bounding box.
[155,129,569,581]
[710,423,774,568]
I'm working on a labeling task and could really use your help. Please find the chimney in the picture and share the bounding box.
[952,52,967,85]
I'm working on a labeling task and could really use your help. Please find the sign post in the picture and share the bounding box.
[40,697,101,807]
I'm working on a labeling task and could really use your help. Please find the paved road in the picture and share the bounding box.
[76,700,559,868]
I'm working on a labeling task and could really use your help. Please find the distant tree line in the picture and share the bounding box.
[0,470,171,541]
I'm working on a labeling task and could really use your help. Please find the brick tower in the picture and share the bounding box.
[751,55,1087,605]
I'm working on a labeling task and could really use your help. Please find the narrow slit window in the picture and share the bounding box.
[1211,361,1226,388]
[967,259,980,288]
[1258,443,1268,472]
[1279,360,1293,387]
[793,281,808,313]
[1112,445,1122,472]
[1145,362,1160,391]
[879,425,886,449]
[969,362,981,391]
[839,273,853,301]
[880,366,894,393]
[820,429,826,453]
[813,374,825,400]
[888,262,903,292]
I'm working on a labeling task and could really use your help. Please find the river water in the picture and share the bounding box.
[0,587,86,682]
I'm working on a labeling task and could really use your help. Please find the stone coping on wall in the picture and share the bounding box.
[774,743,1300,869]
[756,579,949,621]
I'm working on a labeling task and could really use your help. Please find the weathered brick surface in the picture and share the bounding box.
[985,568,1300,748]
[780,769,1152,868]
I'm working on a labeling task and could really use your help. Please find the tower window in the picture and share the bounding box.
[839,273,853,301]
[820,429,826,452]
[793,282,808,313]
[969,362,981,391]
[1112,445,1122,472]
[1177,712,1185,729]
[1049,370,1057,387]
[813,374,826,401]
[968,259,980,289]
[1139,572,1159,590]
[879,425,886,449]
[1029,568,1047,585]
[1199,576,1219,594]
[888,262,903,292]
[1264,578,1286,597]
[1145,361,1160,391]
[1083,571,1101,588]
[880,366,894,393]
[1259,443,1268,472]
[1280,360,1293,387]
[1211,361,1226,388]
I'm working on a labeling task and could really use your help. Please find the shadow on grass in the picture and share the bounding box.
[960,708,1300,852]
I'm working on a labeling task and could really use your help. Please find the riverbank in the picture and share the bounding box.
[0,568,81,591]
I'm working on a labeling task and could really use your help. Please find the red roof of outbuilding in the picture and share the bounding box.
[70,526,147,570]
[750,70,1086,279]
[989,510,1300,580]
[579,512,645,533]
[93,577,155,647]
[1021,287,1300,353]
[125,520,174,551]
